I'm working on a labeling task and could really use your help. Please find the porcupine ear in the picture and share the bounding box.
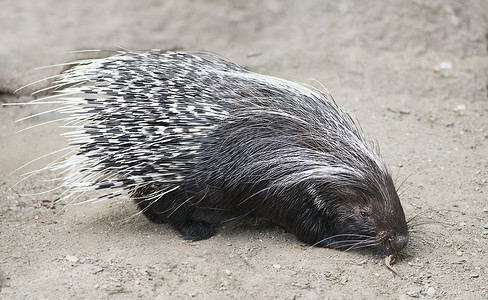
[310,179,370,208]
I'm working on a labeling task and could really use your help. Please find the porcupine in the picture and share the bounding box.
[33,49,408,255]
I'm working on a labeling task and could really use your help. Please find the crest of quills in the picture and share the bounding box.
[29,50,409,258]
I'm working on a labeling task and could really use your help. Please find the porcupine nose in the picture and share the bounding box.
[392,234,408,251]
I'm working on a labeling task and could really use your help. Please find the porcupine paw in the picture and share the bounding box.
[178,220,214,241]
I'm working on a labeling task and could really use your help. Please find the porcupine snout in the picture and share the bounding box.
[390,234,408,253]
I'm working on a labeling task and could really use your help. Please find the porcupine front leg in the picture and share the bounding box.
[131,185,169,224]
[131,186,214,241]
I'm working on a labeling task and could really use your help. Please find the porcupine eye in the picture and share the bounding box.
[359,211,368,219]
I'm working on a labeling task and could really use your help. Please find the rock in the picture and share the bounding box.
[455,104,466,112]
[338,276,348,285]
[66,255,79,263]
[439,61,453,70]
[406,287,421,298]
[426,286,436,296]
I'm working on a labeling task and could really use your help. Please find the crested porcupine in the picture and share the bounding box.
[28,49,408,255]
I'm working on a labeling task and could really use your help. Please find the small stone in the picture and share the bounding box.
[455,104,466,111]
[66,255,79,263]
[406,288,421,298]
[459,222,466,227]
[439,61,453,70]
[426,286,436,296]
[92,267,104,275]
[470,274,479,278]
[246,51,262,58]
[456,251,463,256]
[272,264,281,269]
[484,224,488,229]
[433,61,453,72]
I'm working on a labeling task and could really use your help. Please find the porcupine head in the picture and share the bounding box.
[35,50,409,255]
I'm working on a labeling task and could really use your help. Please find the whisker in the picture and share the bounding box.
[396,164,424,194]
[408,220,443,228]
[307,233,375,249]
[343,240,379,252]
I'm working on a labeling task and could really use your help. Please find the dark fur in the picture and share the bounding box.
[42,50,409,255]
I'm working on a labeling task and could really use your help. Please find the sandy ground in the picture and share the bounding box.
[1,0,488,299]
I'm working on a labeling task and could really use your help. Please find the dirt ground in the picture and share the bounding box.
[1,0,488,299]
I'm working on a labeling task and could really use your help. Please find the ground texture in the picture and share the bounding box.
[1,0,488,299]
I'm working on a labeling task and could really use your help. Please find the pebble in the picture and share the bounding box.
[438,61,453,70]
[92,267,104,275]
[66,255,79,263]
[338,276,348,285]
[455,104,466,111]
[456,251,463,256]
[426,286,436,296]
[272,264,281,269]
[246,51,262,58]
[406,287,421,298]
[433,61,453,72]
[484,224,488,229]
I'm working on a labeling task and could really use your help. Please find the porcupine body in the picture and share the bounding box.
[43,50,408,255]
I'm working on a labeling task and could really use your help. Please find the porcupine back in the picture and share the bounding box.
[38,50,408,253]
